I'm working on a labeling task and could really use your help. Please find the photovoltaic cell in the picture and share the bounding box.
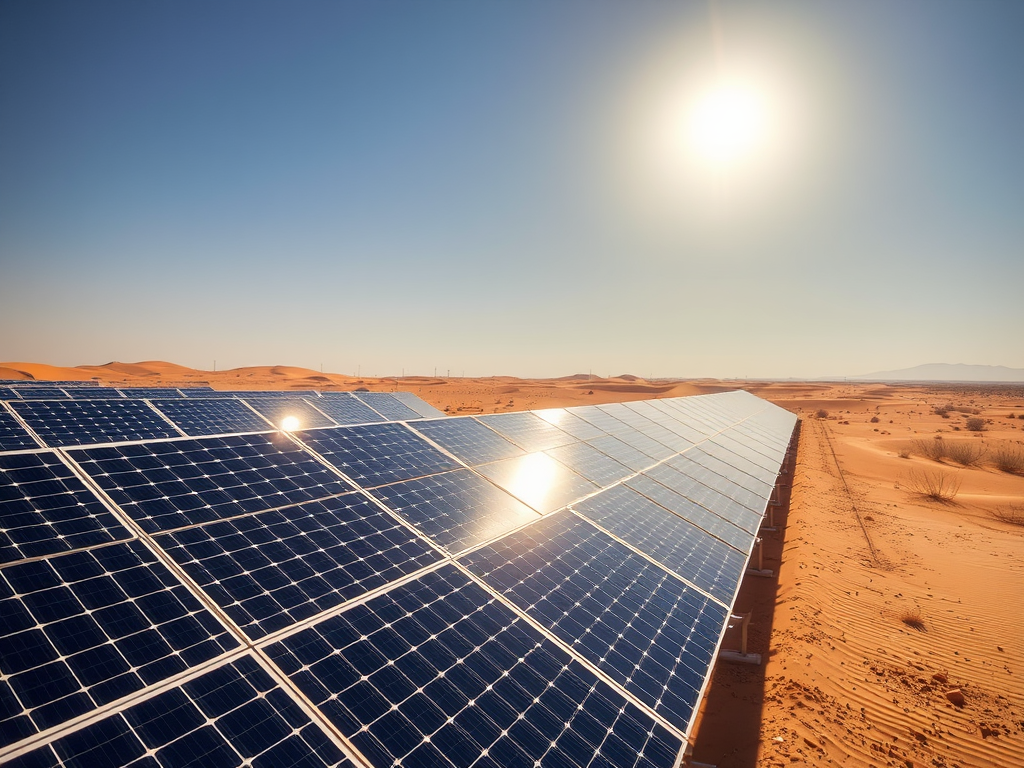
[71,433,354,534]
[150,398,272,437]
[266,564,682,768]
[350,392,423,422]
[475,412,577,452]
[625,475,753,551]
[299,423,461,488]
[533,408,606,440]
[60,388,124,400]
[570,405,633,436]
[11,389,69,401]
[9,655,351,768]
[645,463,762,532]
[543,441,633,487]
[156,494,444,639]
[700,439,779,486]
[611,428,676,462]
[586,434,656,472]
[310,394,387,426]
[0,540,238,744]
[410,417,524,466]
[370,469,538,554]
[683,447,774,499]
[0,451,132,565]
[475,453,599,514]
[116,388,185,398]
[573,485,746,604]
[10,401,181,448]
[243,398,336,431]
[460,512,729,732]
[0,411,38,452]
[666,453,765,513]
[0,388,22,401]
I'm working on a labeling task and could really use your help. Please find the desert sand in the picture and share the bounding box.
[3,362,1022,766]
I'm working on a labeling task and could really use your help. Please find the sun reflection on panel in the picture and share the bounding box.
[280,415,301,432]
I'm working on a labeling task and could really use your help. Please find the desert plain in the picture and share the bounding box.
[2,360,1022,767]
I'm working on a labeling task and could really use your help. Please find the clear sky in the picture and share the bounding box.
[1,0,1021,379]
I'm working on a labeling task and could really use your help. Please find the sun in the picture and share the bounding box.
[685,79,769,170]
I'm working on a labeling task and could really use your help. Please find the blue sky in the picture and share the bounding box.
[1,0,1021,378]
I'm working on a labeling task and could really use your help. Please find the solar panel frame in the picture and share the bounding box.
[9,400,182,448]
[0,408,39,453]
[349,392,424,422]
[150,398,274,437]
[409,416,525,466]
[390,392,447,419]
[308,394,388,426]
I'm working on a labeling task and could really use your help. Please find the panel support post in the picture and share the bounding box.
[746,538,773,578]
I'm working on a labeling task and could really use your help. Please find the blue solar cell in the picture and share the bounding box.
[157,493,444,639]
[9,401,181,448]
[350,392,423,422]
[60,389,124,400]
[298,423,460,488]
[310,394,387,426]
[410,417,523,465]
[645,462,763,532]
[475,453,598,514]
[243,398,336,430]
[0,410,38,452]
[625,475,754,551]
[11,655,352,767]
[0,451,133,564]
[474,412,577,452]
[460,512,729,732]
[370,469,538,554]
[0,387,22,401]
[544,441,633,486]
[266,564,682,768]
[573,485,746,604]
[150,398,272,437]
[116,388,185,399]
[10,389,69,401]
[71,434,354,534]
[390,392,446,419]
[0,540,238,744]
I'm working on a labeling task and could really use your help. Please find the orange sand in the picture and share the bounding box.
[5,363,1022,766]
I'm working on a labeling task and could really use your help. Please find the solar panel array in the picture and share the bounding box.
[0,383,796,767]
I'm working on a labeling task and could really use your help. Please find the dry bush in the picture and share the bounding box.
[991,445,1024,474]
[934,404,952,416]
[897,447,911,459]
[870,416,880,423]
[815,409,829,419]
[945,441,986,467]
[899,607,926,632]
[906,469,961,502]
[991,503,1024,526]
[965,417,985,432]
[913,437,948,462]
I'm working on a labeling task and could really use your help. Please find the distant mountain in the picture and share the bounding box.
[849,363,1024,382]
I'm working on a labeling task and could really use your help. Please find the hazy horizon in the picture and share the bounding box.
[2,1,1021,379]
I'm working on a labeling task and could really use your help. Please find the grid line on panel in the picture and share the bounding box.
[0,539,240,748]
[149,398,275,437]
[243,397,338,431]
[9,400,182,448]
[645,462,764,533]
[407,417,525,467]
[0,405,41,453]
[4,653,354,768]
[459,511,730,734]
[264,563,683,768]
[473,411,578,453]
[310,394,388,427]
[350,392,424,422]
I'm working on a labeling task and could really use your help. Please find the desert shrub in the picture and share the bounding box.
[897,448,911,459]
[991,503,1024,526]
[991,445,1024,474]
[913,437,948,462]
[906,469,961,502]
[965,417,985,432]
[934,404,952,416]
[899,607,926,632]
[815,409,829,419]
[870,416,880,423]
[946,441,986,466]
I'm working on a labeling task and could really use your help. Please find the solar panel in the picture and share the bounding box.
[369,469,538,554]
[410,416,524,466]
[350,392,424,422]
[610,427,676,462]
[0,410,38,452]
[9,655,353,767]
[586,434,655,472]
[0,387,21,401]
[573,485,746,604]
[70,433,355,534]
[310,393,388,426]
[625,474,753,552]
[391,392,447,419]
[150,398,273,437]
[9,388,69,401]
[265,564,683,768]
[156,493,445,639]
[475,411,577,452]
[116,387,186,398]
[0,451,132,564]
[683,447,774,499]
[460,512,729,732]
[533,407,606,440]
[645,462,763,532]
[243,397,336,430]
[298,423,461,488]
[543,441,633,486]
[475,452,599,514]
[700,438,780,486]
[666,453,766,513]
[569,405,633,436]
[0,539,238,740]
[9,400,181,448]
[60,388,125,400]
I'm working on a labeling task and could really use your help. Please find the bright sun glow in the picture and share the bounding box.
[280,415,301,432]
[685,80,769,169]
